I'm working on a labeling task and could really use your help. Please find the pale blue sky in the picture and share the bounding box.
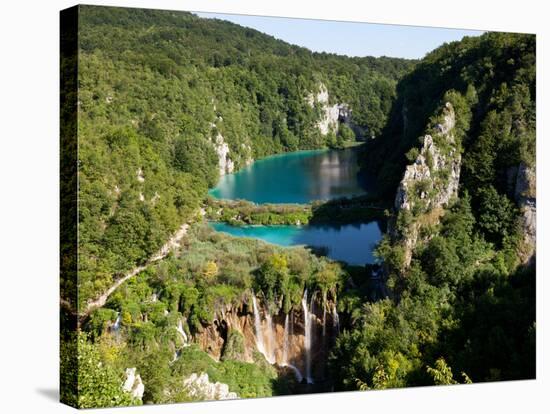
[196,12,483,59]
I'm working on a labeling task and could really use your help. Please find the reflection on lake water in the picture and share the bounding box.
[209,148,370,204]
[209,221,382,266]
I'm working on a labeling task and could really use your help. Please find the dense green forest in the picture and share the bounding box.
[336,32,536,388]
[61,5,535,408]
[71,5,412,311]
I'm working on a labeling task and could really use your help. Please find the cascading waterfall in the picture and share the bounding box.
[171,349,181,363]
[322,291,327,339]
[332,304,340,334]
[113,313,121,332]
[252,294,268,360]
[280,310,304,382]
[265,312,276,364]
[176,320,189,346]
[302,289,313,384]
[282,313,290,364]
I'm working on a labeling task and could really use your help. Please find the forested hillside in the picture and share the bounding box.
[363,32,535,200]
[333,32,536,389]
[71,5,413,310]
[61,5,535,408]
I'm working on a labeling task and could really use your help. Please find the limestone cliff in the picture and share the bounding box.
[122,368,145,401]
[393,102,461,267]
[212,132,235,176]
[183,290,339,383]
[513,162,536,264]
[181,373,238,401]
[306,84,351,136]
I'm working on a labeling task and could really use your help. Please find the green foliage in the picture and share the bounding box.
[174,136,219,187]
[255,253,291,304]
[221,330,246,361]
[477,186,519,245]
[67,7,535,403]
[336,123,356,147]
[330,193,534,391]
[363,32,535,200]
[169,345,278,400]
[405,147,419,162]
[72,5,412,308]
[336,34,536,393]
[61,333,137,408]
[427,358,460,385]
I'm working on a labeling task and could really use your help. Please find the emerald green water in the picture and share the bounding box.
[209,147,370,204]
[208,146,382,265]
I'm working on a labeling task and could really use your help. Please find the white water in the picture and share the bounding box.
[176,320,189,346]
[265,312,276,364]
[281,312,304,382]
[302,289,313,384]
[171,350,181,363]
[252,294,268,360]
[113,313,121,332]
[322,292,327,338]
[282,313,290,364]
[332,304,340,334]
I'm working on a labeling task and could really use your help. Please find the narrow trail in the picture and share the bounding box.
[69,223,189,322]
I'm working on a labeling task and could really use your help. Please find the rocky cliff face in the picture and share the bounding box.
[181,373,238,401]
[122,367,145,401]
[513,163,536,264]
[212,132,235,176]
[188,291,339,383]
[393,102,461,267]
[307,84,351,136]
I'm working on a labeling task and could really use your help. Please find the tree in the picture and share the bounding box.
[427,358,472,385]
[202,261,219,283]
[61,333,137,408]
[477,186,517,246]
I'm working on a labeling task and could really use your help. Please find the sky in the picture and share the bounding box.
[196,12,483,59]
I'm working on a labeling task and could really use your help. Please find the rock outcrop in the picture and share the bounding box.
[393,102,461,267]
[307,84,351,136]
[189,291,339,383]
[514,162,536,264]
[182,373,238,401]
[122,368,145,401]
[212,133,235,176]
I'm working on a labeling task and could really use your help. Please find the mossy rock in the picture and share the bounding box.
[221,329,246,362]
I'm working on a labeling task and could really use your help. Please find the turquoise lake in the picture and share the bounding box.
[210,221,382,266]
[208,146,382,265]
[209,147,370,204]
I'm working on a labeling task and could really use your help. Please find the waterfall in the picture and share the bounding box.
[281,311,304,382]
[176,320,189,346]
[322,292,327,338]
[252,294,268,359]
[282,313,289,364]
[171,349,181,363]
[265,312,276,364]
[302,289,313,383]
[113,313,121,332]
[332,304,340,334]
[289,310,294,338]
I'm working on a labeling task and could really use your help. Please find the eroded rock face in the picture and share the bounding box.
[213,133,235,176]
[306,83,351,136]
[191,293,339,383]
[123,368,145,401]
[393,102,460,267]
[394,135,461,212]
[182,373,238,401]
[514,162,536,264]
